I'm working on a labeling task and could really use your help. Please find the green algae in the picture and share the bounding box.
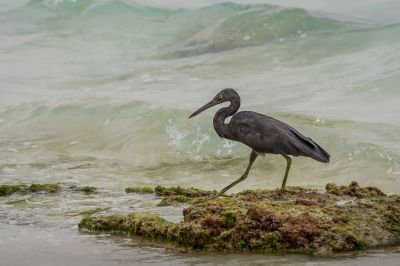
[123,185,216,206]
[0,183,100,197]
[69,185,98,194]
[28,183,61,193]
[79,182,400,255]
[153,186,217,206]
[125,186,154,194]
[79,207,111,217]
[80,186,97,194]
[79,212,175,239]
[325,181,385,198]
[0,185,27,196]
[0,183,61,196]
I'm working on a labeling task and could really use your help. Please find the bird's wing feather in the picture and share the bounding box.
[229,112,298,155]
[229,112,330,162]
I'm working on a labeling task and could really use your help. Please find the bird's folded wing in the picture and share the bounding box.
[230,114,329,162]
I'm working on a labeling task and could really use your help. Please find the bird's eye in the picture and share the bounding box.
[218,95,223,100]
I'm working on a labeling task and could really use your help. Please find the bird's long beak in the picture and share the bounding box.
[188,100,217,119]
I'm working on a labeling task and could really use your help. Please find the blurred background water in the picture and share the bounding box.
[1,0,400,265]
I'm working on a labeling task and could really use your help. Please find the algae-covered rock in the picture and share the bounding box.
[153,186,216,206]
[80,186,97,194]
[125,186,154,194]
[1,183,100,197]
[157,195,192,206]
[28,183,61,193]
[0,183,61,196]
[155,186,216,198]
[155,186,215,197]
[123,186,216,205]
[79,212,176,239]
[0,185,28,196]
[124,185,217,206]
[69,185,98,194]
[79,182,400,255]
[325,181,385,198]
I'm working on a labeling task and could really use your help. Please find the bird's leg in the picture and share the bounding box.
[281,155,292,190]
[215,150,258,197]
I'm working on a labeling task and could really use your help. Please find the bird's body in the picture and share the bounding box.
[218,111,329,162]
[189,88,330,196]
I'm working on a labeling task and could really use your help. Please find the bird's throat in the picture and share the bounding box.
[213,100,240,139]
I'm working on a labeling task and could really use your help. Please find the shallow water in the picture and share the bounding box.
[2,224,400,266]
[1,0,400,264]
[1,183,400,265]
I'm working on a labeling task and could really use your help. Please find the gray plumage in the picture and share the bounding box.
[189,88,330,196]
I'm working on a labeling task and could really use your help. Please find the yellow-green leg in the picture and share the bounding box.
[215,150,258,197]
[281,155,292,190]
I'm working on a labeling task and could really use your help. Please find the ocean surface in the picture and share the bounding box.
[1,0,400,265]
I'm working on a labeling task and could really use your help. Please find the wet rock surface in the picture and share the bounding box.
[79,182,400,255]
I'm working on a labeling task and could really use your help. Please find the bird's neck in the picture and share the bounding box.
[213,99,240,139]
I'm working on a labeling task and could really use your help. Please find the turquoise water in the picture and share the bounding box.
[1,0,400,264]
[1,0,399,192]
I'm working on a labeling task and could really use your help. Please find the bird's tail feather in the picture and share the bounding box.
[311,142,330,163]
[290,129,330,163]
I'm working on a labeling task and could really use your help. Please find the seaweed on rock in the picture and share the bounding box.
[79,182,400,255]
[124,185,217,206]
[125,186,154,194]
[0,183,61,196]
[154,186,216,197]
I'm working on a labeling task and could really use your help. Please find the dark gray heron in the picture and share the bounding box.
[189,88,330,197]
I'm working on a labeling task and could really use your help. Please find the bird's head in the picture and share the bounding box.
[188,88,239,118]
